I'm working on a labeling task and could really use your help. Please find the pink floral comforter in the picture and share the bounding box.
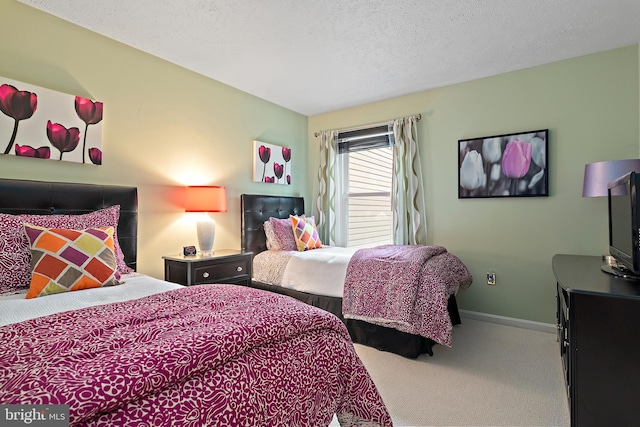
[0,285,392,427]
[342,245,472,347]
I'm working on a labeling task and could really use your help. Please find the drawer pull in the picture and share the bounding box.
[203,272,210,278]
[237,266,243,272]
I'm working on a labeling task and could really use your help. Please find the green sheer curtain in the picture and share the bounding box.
[392,116,428,244]
[315,116,427,247]
[313,130,338,246]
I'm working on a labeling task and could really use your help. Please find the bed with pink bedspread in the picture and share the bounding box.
[241,194,473,359]
[1,284,391,426]
[0,178,391,427]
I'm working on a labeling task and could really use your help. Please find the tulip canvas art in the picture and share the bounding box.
[0,76,103,165]
[253,140,292,185]
[458,129,548,198]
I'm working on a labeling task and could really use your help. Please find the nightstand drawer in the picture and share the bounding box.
[163,250,253,286]
[193,258,249,284]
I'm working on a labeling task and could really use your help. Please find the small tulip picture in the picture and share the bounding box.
[253,140,293,185]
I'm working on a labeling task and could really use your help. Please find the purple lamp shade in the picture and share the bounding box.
[582,159,640,197]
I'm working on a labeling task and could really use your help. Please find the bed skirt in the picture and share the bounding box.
[245,279,462,358]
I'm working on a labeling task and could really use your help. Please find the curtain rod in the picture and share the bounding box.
[314,113,421,137]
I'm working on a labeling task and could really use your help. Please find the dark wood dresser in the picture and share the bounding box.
[553,254,640,427]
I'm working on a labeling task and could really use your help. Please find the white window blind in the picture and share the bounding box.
[337,125,394,248]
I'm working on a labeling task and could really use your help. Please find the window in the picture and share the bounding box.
[336,125,394,248]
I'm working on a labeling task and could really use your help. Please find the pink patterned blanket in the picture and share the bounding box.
[342,245,472,346]
[0,285,392,427]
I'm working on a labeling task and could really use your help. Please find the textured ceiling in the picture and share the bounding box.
[17,0,640,116]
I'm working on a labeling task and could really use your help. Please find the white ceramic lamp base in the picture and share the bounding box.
[196,214,216,256]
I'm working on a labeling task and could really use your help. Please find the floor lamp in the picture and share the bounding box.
[185,186,227,256]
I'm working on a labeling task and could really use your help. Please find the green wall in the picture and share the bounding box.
[308,45,640,324]
[3,0,639,324]
[0,0,308,279]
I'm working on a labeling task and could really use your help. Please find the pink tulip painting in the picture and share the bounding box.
[88,147,102,165]
[502,139,532,179]
[458,130,548,198]
[282,147,291,162]
[282,147,292,185]
[0,76,104,165]
[253,140,293,185]
[47,120,81,160]
[274,163,284,182]
[75,96,103,163]
[258,144,271,182]
[15,144,50,159]
[0,84,38,155]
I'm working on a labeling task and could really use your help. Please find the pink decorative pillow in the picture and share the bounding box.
[290,215,322,251]
[263,221,280,250]
[0,205,132,295]
[268,217,299,251]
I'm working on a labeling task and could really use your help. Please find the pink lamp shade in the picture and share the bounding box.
[185,186,227,256]
[582,159,640,197]
[185,186,227,212]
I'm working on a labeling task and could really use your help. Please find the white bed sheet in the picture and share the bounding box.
[254,246,357,298]
[0,273,183,326]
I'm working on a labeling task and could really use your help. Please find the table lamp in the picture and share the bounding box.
[582,159,640,197]
[185,186,227,256]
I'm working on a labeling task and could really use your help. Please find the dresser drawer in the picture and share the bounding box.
[193,258,249,284]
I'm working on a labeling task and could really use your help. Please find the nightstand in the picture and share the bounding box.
[163,249,253,286]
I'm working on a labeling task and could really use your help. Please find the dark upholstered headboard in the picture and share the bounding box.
[240,194,304,255]
[0,178,138,271]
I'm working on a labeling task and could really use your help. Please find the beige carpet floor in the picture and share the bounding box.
[338,318,570,427]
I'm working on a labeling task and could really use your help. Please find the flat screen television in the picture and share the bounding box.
[605,171,640,279]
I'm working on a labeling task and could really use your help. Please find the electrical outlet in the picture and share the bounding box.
[487,272,496,285]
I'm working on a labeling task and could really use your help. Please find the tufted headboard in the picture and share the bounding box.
[0,178,138,271]
[240,194,304,255]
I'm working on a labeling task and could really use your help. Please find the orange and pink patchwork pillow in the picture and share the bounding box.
[0,205,132,296]
[23,224,122,299]
[290,215,322,251]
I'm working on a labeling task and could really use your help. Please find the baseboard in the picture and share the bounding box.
[459,310,557,334]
